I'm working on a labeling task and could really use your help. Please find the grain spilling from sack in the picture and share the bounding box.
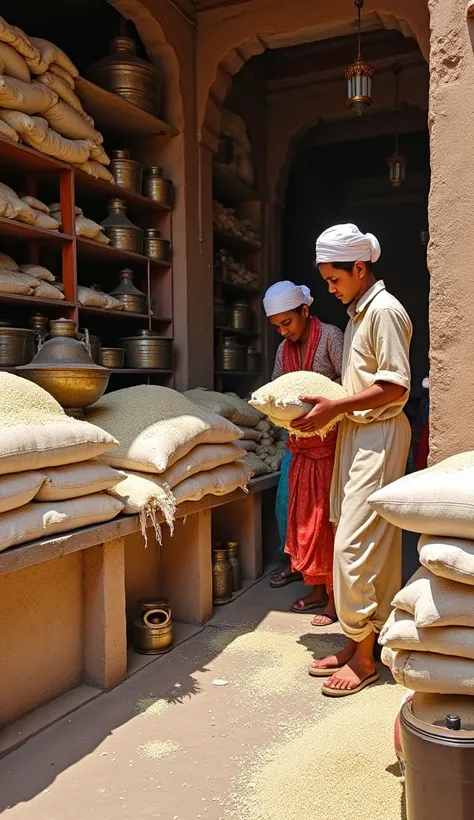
[250,372,347,438]
[106,471,176,545]
[392,565,474,628]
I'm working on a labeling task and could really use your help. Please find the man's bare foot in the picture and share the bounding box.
[308,639,357,675]
[323,656,376,692]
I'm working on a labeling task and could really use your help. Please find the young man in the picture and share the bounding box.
[292,223,412,697]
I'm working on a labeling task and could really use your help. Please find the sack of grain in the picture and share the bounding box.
[173,461,253,505]
[34,279,64,299]
[0,41,30,82]
[0,493,123,553]
[31,210,60,231]
[184,389,237,420]
[157,442,243,488]
[236,440,257,453]
[43,100,102,143]
[77,285,107,308]
[241,452,271,478]
[105,471,176,544]
[0,76,57,114]
[74,216,106,240]
[238,425,262,442]
[0,372,117,474]
[36,71,84,114]
[86,385,242,474]
[0,118,18,142]
[250,372,347,438]
[380,610,474,660]
[102,292,124,311]
[418,534,474,586]
[0,181,35,223]
[49,63,75,88]
[19,263,55,283]
[0,270,38,295]
[86,141,110,165]
[35,461,124,502]
[392,566,474,628]
[223,392,264,426]
[0,471,45,514]
[28,37,79,78]
[73,160,114,183]
[388,648,474,696]
[369,451,474,537]
[0,17,39,61]
[0,252,18,271]
[20,196,50,215]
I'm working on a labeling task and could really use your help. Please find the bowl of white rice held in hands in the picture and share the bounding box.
[249,372,347,439]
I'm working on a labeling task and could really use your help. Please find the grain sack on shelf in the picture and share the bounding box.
[242,452,271,478]
[0,117,18,142]
[19,263,55,282]
[86,385,242,474]
[74,215,109,242]
[0,18,39,61]
[238,425,262,442]
[86,141,110,165]
[49,63,74,88]
[34,279,65,299]
[0,180,34,221]
[102,292,124,311]
[0,76,57,114]
[0,493,123,553]
[0,251,18,271]
[77,286,108,309]
[224,391,264,426]
[35,461,125,502]
[380,610,474,660]
[250,372,347,438]
[28,37,79,78]
[392,565,474,628]
[0,372,117,474]
[36,71,85,114]
[105,471,176,544]
[173,461,253,505]
[0,270,38,295]
[236,439,257,453]
[158,442,244,488]
[418,534,474,585]
[0,42,30,82]
[387,648,474,696]
[369,451,474,538]
[0,471,45,514]
[0,110,90,164]
[20,196,49,214]
[49,202,83,217]
[184,388,237,420]
[31,209,60,231]
[73,160,114,183]
[43,100,102,143]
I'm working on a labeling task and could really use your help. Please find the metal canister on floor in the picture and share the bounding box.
[227,542,241,592]
[212,547,232,604]
[132,601,173,654]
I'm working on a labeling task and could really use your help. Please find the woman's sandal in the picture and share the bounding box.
[269,569,302,588]
[290,599,326,613]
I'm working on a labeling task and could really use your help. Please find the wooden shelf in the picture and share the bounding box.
[214,277,261,294]
[78,306,172,325]
[76,237,171,269]
[213,163,259,203]
[108,368,173,375]
[75,78,178,139]
[73,169,171,213]
[214,228,261,254]
[0,293,75,309]
[215,370,261,377]
[214,325,260,337]
[0,217,73,245]
[0,136,68,173]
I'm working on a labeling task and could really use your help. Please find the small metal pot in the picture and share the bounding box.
[0,324,35,366]
[132,606,173,655]
[119,330,173,370]
[142,166,172,207]
[110,149,142,194]
[231,300,253,331]
[212,548,232,603]
[143,229,171,263]
[101,347,125,368]
[217,336,247,372]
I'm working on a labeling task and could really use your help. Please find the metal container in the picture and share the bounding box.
[110,268,147,314]
[217,336,247,372]
[214,297,227,327]
[81,330,101,365]
[18,318,110,410]
[212,548,232,603]
[119,330,173,370]
[143,229,171,263]
[101,347,125,368]
[143,166,172,207]
[231,300,253,331]
[132,604,173,655]
[401,695,474,820]
[86,34,163,116]
[101,198,143,254]
[30,313,49,347]
[110,149,142,194]
[247,346,261,373]
[227,542,241,592]
[0,323,35,366]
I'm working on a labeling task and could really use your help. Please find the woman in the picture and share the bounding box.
[265,280,343,625]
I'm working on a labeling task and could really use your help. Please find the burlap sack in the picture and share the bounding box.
[392,566,474,628]
[43,100,102,143]
[173,462,253,505]
[242,452,271,477]
[0,42,30,82]
[86,141,110,165]
[157,442,244,488]
[369,451,474,538]
[73,160,114,182]
[0,471,45,514]
[0,76,57,114]
[0,494,123,553]
[31,210,60,231]
[0,181,35,223]
[36,71,84,114]
[0,270,38,295]
[21,196,49,214]
[29,37,79,78]
[183,389,237,421]
[1,110,90,164]
[0,252,18,271]
[0,18,38,60]
[34,280,64,299]
[418,534,474,586]
[49,202,82,217]
[388,649,474,696]
[35,461,124,501]
[236,439,257,453]
[49,63,75,89]
[77,286,107,308]
[19,264,55,283]
[102,292,124,311]
[238,425,262,442]
[380,610,474,660]
[0,118,18,142]
[75,216,104,240]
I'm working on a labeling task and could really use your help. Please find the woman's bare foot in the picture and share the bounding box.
[309,639,357,674]
[312,591,337,626]
[323,634,376,692]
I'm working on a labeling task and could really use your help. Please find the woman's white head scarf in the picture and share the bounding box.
[315,223,381,265]
[263,280,313,317]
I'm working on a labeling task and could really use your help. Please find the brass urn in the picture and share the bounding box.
[110,149,142,194]
[17,318,110,414]
[110,268,147,314]
[132,602,173,655]
[101,198,143,254]
[86,34,163,116]
[212,547,232,604]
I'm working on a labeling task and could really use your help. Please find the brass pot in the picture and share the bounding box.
[101,198,143,254]
[110,149,142,194]
[110,268,147,314]
[227,542,241,592]
[29,313,49,347]
[143,229,171,263]
[143,166,172,207]
[212,548,232,603]
[231,300,253,331]
[86,34,163,116]
[132,606,173,655]
[0,323,35,366]
[101,347,125,368]
[18,318,110,409]
[217,336,247,372]
[119,330,173,370]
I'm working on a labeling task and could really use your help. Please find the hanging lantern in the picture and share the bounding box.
[388,65,407,188]
[345,0,374,114]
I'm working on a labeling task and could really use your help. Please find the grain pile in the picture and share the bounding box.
[0,372,124,552]
[373,451,474,696]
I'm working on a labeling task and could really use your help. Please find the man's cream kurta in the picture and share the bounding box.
[331,280,412,642]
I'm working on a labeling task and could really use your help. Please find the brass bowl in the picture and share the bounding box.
[101,347,125,368]
[20,368,110,409]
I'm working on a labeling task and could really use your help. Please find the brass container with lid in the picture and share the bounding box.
[132,603,173,655]
[212,548,232,604]
[101,347,125,368]
[231,300,253,331]
[119,329,173,370]
[143,166,172,207]
[30,313,49,346]
[110,149,142,194]
[143,229,171,263]
[217,336,247,372]
[101,198,143,254]
[18,318,110,413]
[86,34,163,116]
[0,322,35,366]
[110,268,147,314]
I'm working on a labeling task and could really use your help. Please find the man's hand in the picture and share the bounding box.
[290,397,340,433]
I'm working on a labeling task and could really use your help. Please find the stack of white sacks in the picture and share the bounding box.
[0,372,124,554]
[85,385,254,541]
[369,451,474,696]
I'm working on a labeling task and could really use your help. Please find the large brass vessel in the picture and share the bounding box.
[101,198,143,254]
[0,322,35,366]
[110,268,147,314]
[119,330,173,370]
[18,318,110,413]
[110,149,142,194]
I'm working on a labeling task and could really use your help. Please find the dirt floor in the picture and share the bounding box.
[0,572,407,820]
